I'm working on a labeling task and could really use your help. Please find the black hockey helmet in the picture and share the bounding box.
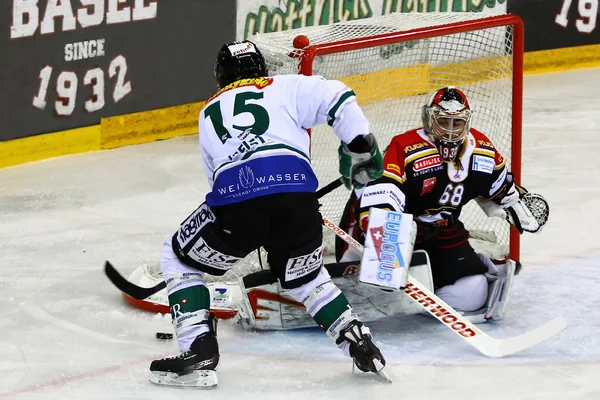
[214,40,267,89]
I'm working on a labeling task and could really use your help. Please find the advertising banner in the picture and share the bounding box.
[0,0,236,142]
[508,0,599,51]
[238,0,508,40]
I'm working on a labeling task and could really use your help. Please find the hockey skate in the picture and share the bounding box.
[339,320,391,383]
[149,314,220,389]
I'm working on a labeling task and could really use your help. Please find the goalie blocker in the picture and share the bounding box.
[359,208,416,291]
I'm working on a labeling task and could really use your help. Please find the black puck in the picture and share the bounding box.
[156,332,173,340]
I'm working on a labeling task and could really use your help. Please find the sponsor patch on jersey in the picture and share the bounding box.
[285,246,323,281]
[189,237,243,270]
[421,177,437,196]
[176,203,215,249]
[477,139,495,150]
[360,183,406,211]
[209,156,318,206]
[207,77,274,102]
[403,141,431,157]
[472,155,495,174]
[413,155,442,172]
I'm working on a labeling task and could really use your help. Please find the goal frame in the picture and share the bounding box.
[296,14,524,262]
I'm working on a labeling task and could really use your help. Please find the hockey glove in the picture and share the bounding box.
[478,173,549,234]
[338,133,383,189]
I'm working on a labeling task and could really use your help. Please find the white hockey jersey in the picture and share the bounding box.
[199,74,370,206]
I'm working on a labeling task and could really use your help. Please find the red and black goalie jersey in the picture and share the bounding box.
[336,127,511,259]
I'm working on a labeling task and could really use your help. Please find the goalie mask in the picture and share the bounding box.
[422,87,472,162]
[214,40,268,90]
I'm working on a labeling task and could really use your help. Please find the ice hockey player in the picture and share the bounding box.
[336,87,548,323]
[148,40,388,388]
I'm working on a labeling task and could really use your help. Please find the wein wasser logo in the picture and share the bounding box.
[218,166,308,196]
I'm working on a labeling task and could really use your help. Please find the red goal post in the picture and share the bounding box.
[251,12,524,263]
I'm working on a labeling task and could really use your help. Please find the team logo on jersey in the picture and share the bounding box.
[239,166,255,189]
[421,177,437,195]
[413,155,442,172]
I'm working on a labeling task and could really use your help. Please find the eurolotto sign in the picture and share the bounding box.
[359,208,413,291]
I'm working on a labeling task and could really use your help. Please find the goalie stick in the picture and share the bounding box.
[321,215,568,358]
[105,177,346,301]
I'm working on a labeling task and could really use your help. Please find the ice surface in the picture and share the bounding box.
[1,68,600,399]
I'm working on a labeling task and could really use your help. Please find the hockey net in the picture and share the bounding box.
[137,13,523,288]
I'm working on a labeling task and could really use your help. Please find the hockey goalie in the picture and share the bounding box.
[127,87,549,332]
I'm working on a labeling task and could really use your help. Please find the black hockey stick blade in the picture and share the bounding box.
[316,177,344,199]
[104,261,166,300]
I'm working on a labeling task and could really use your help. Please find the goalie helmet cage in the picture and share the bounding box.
[250,12,523,265]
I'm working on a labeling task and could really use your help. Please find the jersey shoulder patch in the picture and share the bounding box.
[393,128,436,158]
[471,128,497,152]
[470,128,506,169]
[471,154,495,174]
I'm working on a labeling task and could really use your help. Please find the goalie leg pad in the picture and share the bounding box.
[461,255,516,323]
[482,256,516,321]
[435,274,489,313]
[233,272,315,331]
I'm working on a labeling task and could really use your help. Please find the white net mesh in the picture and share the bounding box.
[205,12,518,282]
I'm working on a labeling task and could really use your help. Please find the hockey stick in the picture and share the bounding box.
[105,261,166,299]
[316,176,344,198]
[105,177,347,301]
[322,216,568,358]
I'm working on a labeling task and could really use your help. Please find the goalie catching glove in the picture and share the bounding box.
[338,133,383,189]
[477,173,549,234]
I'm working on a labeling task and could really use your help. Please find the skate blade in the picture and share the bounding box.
[372,359,392,383]
[351,359,392,383]
[149,370,218,389]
